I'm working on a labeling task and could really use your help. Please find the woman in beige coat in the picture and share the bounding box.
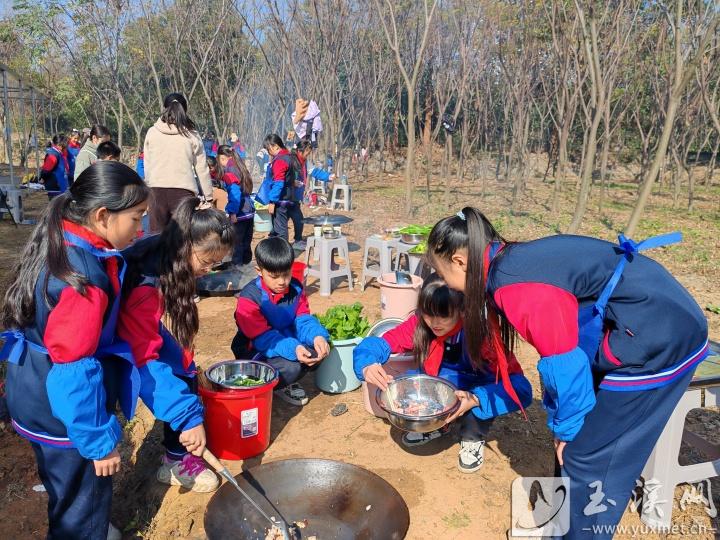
[144,93,213,233]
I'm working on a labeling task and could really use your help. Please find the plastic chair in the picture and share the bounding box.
[360,235,398,290]
[304,235,354,296]
[640,343,720,530]
[330,184,351,211]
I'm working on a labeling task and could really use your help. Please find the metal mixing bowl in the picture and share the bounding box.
[367,318,404,337]
[376,374,459,433]
[204,360,277,392]
[400,232,427,245]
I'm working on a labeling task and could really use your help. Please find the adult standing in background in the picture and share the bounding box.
[74,125,111,178]
[143,92,213,233]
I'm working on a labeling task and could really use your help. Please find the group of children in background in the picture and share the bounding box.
[40,124,122,198]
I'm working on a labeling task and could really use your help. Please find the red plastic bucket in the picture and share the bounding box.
[292,260,306,282]
[199,360,279,460]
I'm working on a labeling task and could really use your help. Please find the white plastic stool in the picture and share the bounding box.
[304,235,354,296]
[640,346,720,530]
[395,241,426,276]
[309,177,327,195]
[330,184,351,211]
[360,236,399,290]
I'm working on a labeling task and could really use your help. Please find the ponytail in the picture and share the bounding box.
[160,92,196,137]
[158,197,233,349]
[426,207,514,368]
[2,161,149,329]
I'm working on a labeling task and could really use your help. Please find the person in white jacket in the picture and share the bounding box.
[144,93,213,233]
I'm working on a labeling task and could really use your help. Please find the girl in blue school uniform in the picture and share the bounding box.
[119,196,234,493]
[0,164,137,538]
[353,274,533,473]
[216,144,254,266]
[425,207,709,538]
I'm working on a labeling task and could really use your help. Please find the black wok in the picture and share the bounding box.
[204,458,409,540]
[196,265,257,297]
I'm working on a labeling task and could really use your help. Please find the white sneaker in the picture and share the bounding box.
[274,383,308,406]
[156,454,219,492]
[458,440,485,473]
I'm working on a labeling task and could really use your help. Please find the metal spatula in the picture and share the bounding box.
[202,448,293,540]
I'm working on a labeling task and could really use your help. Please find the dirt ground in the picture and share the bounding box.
[0,158,719,539]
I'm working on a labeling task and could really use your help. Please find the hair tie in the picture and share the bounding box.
[456,210,466,221]
[195,201,213,211]
[171,99,180,104]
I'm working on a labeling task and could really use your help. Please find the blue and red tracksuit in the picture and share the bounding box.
[353,314,532,428]
[484,234,708,538]
[136,152,145,180]
[223,164,255,265]
[232,277,329,387]
[258,149,303,242]
[42,145,70,194]
[118,235,205,458]
[232,141,247,160]
[67,140,81,180]
[0,221,137,539]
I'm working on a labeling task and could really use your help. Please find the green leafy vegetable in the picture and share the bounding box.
[227,375,264,387]
[706,304,720,315]
[398,225,432,235]
[409,241,427,254]
[318,302,371,341]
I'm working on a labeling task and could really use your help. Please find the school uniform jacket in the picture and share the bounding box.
[266,149,298,204]
[117,235,204,433]
[222,164,254,220]
[485,236,709,442]
[4,222,125,460]
[234,277,329,361]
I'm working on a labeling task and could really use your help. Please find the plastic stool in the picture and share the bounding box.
[360,235,399,290]
[330,184,351,211]
[309,177,327,195]
[395,242,426,276]
[640,345,720,530]
[304,235,354,296]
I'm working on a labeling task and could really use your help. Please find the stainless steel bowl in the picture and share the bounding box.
[400,232,427,245]
[367,317,404,337]
[204,360,277,391]
[376,374,459,433]
[322,229,341,239]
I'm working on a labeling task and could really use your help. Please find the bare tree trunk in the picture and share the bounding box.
[626,0,718,235]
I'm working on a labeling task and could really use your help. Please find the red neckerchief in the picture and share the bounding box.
[62,219,120,296]
[423,319,464,376]
[484,243,526,419]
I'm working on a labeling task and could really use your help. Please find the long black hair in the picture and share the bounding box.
[216,145,253,195]
[157,197,233,349]
[262,133,286,152]
[89,124,111,141]
[2,161,150,329]
[161,92,196,137]
[426,207,516,369]
[51,133,68,148]
[413,274,465,368]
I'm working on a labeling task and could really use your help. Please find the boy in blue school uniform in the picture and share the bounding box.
[231,237,330,406]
